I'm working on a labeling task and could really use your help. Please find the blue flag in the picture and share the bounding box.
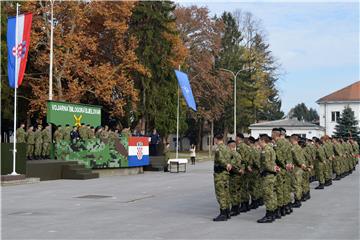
[174,70,197,111]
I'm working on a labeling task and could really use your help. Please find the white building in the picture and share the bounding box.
[249,118,325,139]
[317,81,360,136]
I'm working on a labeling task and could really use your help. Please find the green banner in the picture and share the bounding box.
[47,101,101,127]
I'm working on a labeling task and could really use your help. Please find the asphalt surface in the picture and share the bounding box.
[1,160,359,240]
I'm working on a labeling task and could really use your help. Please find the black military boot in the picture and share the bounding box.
[334,175,341,180]
[254,199,260,209]
[280,206,286,216]
[257,210,274,223]
[274,208,281,219]
[244,201,250,212]
[249,199,257,210]
[315,183,324,189]
[239,201,249,213]
[230,205,240,217]
[301,193,306,202]
[292,199,302,208]
[226,208,231,219]
[306,191,311,200]
[285,203,292,215]
[213,209,228,222]
[259,198,264,206]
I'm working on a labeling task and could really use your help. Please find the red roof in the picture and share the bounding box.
[317,81,360,103]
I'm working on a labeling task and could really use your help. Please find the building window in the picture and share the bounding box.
[331,111,340,122]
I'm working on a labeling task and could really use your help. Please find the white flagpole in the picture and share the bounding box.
[176,66,180,159]
[11,3,20,175]
[49,0,53,100]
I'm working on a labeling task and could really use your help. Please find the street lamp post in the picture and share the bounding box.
[220,67,250,138]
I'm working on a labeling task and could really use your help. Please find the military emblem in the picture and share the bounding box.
[136,142,143,160]
[74,114,83,127]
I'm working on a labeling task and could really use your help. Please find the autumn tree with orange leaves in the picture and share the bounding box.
[175,5,232,148]
[3,1,148,124]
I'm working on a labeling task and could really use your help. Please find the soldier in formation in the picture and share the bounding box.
[212,129,359,223]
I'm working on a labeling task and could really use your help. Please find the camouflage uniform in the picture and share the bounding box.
[214,143,231,210]
[16,127,26,143]
[229,149,243,207]
[63,126,72,141]
[54,127,64,144]
[237,142,251,206]
[291,144,305,201]
[323,141,335,181]
[315,144,327,185]
[333,141,343,176]
[78,126,89,140]
[273,139,288,209]
[248,146,262,204]
[99,130,109,142]
[88,127,95,139]
[42,127,51,158]
[302,144,313,196]
[34,128,43,158]
[260,144,278,212]
[26,129,35,159]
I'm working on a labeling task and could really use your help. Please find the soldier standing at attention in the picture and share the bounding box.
[300,138,312,201]
[271,128,288,219]
[42,124,51,159]
[322,136,334,186]
[289,134,307,208]
[54,125,63,144]
[213,134,232,222]
[34,125,43,159]
[16,123,26,143]
[236,133,251,213]
[63,124,72,142]
[100,126,109,141]
[228,139,244,217]
[78,123,89,140]
[257,134,280,223]
[247,137,262,210]
[88,126,95,139]
[26,126,35,160]
[314,138,327,189]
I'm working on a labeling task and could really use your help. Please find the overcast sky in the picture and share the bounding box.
[176,0,359,114]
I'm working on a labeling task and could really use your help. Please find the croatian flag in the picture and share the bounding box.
[7,13,33,88]
[128,137,150,167]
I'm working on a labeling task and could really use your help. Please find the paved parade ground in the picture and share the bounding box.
[2,160,359,240]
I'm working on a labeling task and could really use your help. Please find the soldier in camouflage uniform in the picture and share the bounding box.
[88,126,95,139]
[332,138,343,180]
[322,136,334,186]
[16,123,26,143]
[228,139,244,217]
[34,125,43,159]
[63,124,72,142]
[306,139,317,182]
[272,128,291,218]
[213,134,232,222]
[257,134,280,223]
[247,137,262,210]
[78,123,89,140]
[314,138,327,189]
[54,125,63,143]
[100,126,109,142]
[236,133,252,213]
[290,134,307,208]
[41,125,51,159]
[300,138,313,202]
[26,126,35,160]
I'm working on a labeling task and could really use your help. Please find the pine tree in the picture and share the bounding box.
[333,107,360,141]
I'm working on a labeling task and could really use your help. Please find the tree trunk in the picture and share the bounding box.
[196,119,203,151]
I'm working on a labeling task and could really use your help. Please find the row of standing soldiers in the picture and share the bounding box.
[16,124,51,160]
[16,123,132,160]
[212,128,359,223]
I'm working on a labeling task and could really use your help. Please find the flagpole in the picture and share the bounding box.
[176,66,180,159]
[11,3,20,175]
[49,0,53,100]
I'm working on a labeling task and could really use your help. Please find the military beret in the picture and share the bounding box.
[248,136,256,143]
[215,133,223,140]
[272,128,281,132]
[236,133,244,139]
[227,140,236,144]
